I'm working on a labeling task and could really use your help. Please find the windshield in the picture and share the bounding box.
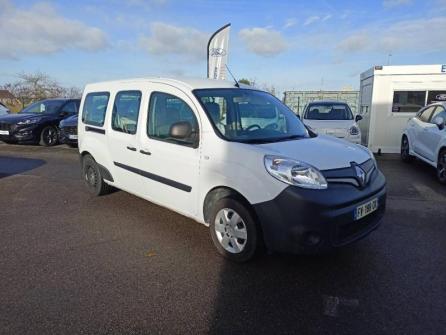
[305,103,353,120]
[20,100,65,114]
[194,89,309,143]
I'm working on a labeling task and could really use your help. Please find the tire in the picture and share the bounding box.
[209,197,261,262]
[82,155,112,196]
[437,149,446,184]
[400,135,413,163]
[39,126,58,146]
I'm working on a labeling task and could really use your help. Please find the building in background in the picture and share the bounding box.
[359,64,446,153]
[283,90,360,116]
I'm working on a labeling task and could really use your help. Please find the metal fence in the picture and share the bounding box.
[283,90,360,116]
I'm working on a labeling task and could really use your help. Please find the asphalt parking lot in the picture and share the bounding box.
[0,143,445,334]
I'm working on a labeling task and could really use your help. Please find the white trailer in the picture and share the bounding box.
[359,64,446,153]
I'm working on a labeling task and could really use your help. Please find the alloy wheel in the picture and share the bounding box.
[44,128,57,145]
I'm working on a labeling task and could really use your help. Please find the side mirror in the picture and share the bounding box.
[355,114,363,122]
[60,111,69,117]
[169,121,192,139]
[433,116,445,130]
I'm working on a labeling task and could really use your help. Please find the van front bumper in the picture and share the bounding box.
[253,170,386,254]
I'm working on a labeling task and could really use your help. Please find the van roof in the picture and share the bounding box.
[84,77,251,91]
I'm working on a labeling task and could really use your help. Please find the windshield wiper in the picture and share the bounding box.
[241,134,305,144]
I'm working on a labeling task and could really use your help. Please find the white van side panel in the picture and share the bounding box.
[196,134,287,223]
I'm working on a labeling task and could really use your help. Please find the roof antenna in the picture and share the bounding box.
[225,64,240,88]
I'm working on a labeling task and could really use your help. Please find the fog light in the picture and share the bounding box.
[304,232,322,246]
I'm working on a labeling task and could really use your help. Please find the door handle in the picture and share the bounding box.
[140,149,151,155]
[126,146,137,151]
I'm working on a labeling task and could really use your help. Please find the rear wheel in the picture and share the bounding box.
[82,155,112,196]
[40,126,58,146]
[437,149,446,184]
[400,135,413,163]
[209,197,260,262]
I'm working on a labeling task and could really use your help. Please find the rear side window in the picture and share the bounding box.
[82,92,110,127]
[418,106,436,122]
[430,106,446,123]
[111,91,141,135]
[147,92,199,147]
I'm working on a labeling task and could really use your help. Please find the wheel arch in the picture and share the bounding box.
[438,146,446,161]
[401,131,410,143]
[203,186,254,225]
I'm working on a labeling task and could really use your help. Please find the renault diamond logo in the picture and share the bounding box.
[352,163,366,187]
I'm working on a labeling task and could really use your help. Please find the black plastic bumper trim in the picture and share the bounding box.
[253,169,387,254]
[98,163,114,182]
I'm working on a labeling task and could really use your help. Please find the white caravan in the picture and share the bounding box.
[359,64,446,153]
[401,102,446,183]
[78,78,386,262]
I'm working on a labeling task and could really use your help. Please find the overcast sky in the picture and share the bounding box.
[1,0,446,95]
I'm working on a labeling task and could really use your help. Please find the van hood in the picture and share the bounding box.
[256,135,371,170]
[60,114,78,127]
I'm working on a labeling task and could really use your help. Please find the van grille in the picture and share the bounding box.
[323,159,376,188]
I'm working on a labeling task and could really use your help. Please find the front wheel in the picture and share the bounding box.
[39,126,58,146]
[437,149,446,184]
[209,197,260,262]
[400,135,413,163]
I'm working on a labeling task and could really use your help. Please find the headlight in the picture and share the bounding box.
[264,155,328,189]
[349,125,359,135]
[17,118,39,125]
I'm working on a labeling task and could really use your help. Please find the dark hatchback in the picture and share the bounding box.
[0,98,80,146]
[59,114,78,147]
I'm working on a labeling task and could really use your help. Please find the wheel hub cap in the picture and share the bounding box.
[214,208,247,254]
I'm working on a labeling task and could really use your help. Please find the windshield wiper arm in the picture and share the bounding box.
[242,135,305,144]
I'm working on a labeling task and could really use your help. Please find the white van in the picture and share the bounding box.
[78,78,386,262]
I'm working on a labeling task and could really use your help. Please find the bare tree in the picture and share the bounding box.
[2,72,82,108]
[63,86,83,99]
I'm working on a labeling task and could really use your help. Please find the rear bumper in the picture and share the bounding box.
[253,170,386,254]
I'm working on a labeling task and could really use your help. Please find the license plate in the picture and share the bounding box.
[0,130,9,135]
[68,134,78,140]
[354,198,378,220]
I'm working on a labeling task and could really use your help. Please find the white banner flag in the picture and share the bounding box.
[207,23,231,80]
